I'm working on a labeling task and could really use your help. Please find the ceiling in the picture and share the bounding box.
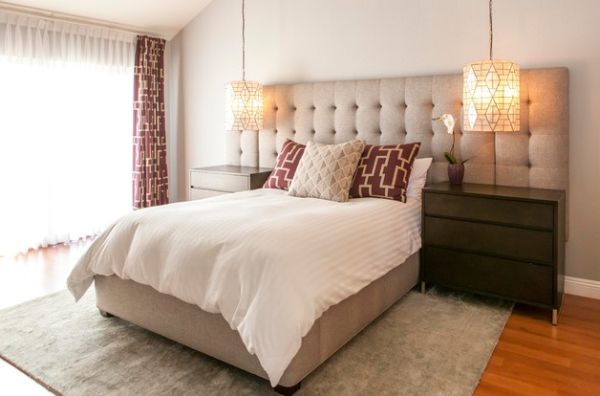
[1,0,214,39]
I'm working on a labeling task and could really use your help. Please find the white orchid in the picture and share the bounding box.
[440,113,455,134]
[432,113,465,164]
[432,113,455,135]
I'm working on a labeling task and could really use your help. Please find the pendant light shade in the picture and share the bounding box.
[226,0,263,131]
[463,60,520,132]
[225,80,263,131]
[463,0,520,133]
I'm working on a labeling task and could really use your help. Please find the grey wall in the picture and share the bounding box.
[168,0,600,282]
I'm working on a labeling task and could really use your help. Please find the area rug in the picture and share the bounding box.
[0,288,511,396]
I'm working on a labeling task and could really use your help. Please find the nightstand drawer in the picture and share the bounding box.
[424,217,554,264]
[189,188,228,200]
[190,172,249,192]
[424,246,553,305]
[424,193,554,229]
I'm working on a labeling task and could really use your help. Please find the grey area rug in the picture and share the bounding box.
[0,288,511,396]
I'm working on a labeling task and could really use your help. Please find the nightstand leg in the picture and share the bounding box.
[420,281,426,294]
[552,309,558,326]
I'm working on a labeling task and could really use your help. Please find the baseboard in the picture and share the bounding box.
[564,276,600,300]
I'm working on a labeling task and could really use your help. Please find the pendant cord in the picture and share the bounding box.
[242,0,246,81]
[489,0,493,60]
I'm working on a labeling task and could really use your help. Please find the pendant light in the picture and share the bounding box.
[463,0,520,133]
[225,0,263,131]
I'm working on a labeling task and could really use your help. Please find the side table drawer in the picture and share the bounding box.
[424,246,553,305]
[189,188,228,200]
[424,216,554,264]
[424,193,554,229]
[190,172,249,192]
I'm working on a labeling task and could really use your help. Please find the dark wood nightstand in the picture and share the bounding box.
[188,165,272,200]
[421,182,566,325]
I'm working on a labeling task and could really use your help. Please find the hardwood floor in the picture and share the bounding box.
[0,240,92,310]
[1,243,599,395]
[476,295,600,396]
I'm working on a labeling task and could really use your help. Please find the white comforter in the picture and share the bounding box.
[67,189,422,386]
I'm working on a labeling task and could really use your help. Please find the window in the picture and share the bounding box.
[0,14,135,256]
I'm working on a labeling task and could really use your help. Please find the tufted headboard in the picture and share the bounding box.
[226,68,568,192]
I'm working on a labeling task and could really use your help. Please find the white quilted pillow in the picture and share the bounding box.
[288,140,365,202]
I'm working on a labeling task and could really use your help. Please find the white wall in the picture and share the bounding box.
[169,0,600,281]
[165,34,184,203]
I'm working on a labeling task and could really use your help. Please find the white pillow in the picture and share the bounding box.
[288,140,365,202]
[406,157,433,199]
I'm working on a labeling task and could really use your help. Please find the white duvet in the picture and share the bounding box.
[68,189,422,386]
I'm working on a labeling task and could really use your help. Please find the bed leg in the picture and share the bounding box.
[98,309,113,318]
[420,281,426,294]
[274,382,301,395]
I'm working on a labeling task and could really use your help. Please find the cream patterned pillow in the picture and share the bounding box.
[288,140,365,202]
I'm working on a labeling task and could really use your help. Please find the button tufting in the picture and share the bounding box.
[292,107,297,111]
[378,130,383,135]
[239,149,243,154]
[274,129,278,133]
[312,129,316,134]
[378,103,383,109]
[332,130,337,134]
[354,129,359,135]
[332,105,337,110]
[274,107,278,111]
[311,105,316,110]
[354,104,359,110]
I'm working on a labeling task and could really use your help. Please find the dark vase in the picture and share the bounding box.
[447,163,465,185]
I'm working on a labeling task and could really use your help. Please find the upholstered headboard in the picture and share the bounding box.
[226,67,568,192]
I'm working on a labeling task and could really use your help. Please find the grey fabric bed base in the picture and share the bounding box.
[94,252,419,388]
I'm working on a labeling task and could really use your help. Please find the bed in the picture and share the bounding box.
[68,189,422,390]
[68,68,569,394]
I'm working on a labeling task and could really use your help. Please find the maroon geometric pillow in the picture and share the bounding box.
[263,139,306,190]
[350,142,421,202]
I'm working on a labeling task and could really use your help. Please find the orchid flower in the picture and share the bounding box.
[432,114,466,165]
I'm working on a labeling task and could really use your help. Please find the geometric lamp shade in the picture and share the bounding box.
[463,60,520,132]
[225,80,263,131]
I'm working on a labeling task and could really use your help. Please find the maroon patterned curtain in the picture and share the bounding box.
[133,35,168,209]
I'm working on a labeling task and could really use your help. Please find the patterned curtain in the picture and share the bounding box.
[133,35,168,209]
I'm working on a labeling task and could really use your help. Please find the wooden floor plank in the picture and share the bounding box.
[475,295,600,396]
[478,371,558,396]
[0,240,90,309]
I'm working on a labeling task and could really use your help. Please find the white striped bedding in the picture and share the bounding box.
[67,188,422,386]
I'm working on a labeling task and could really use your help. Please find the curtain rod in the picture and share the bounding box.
[0,1,162,38]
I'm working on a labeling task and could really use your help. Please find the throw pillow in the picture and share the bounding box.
[263,139,306,190]
[288,140,365,202]
[350,142,421,202]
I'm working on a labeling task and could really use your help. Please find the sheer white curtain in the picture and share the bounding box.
[0,12,136,256]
